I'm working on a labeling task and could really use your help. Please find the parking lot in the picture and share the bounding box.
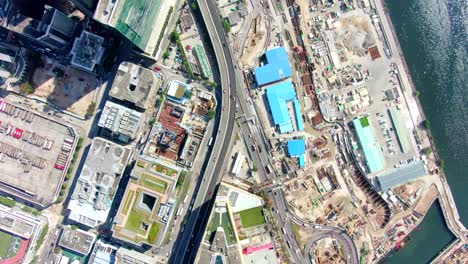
[0,100,75,206]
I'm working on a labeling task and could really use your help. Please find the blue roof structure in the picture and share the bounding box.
[288,139,306,168]
[352,117,385,173]
[255,47,292,86]
[287,139,306,157]
[266,82,304,134]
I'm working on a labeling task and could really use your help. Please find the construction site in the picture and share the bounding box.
[0,99,77,208]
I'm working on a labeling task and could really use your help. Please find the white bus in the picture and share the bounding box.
[208,137,213,146]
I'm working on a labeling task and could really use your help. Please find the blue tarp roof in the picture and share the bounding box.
[266,82,303,134]
[299,154,305,168]
[287,139,306,157]
[255,47,292,86]
[352,117,385,173]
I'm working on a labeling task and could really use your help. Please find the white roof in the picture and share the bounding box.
[67,199,110,228]
[227,188,263,213]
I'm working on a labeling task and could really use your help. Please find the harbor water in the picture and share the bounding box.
[383,0,467,262]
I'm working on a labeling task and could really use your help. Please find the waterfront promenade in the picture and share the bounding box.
[372,0,468,261]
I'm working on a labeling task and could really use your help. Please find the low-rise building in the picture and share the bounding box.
[67,137,132,228]
[58,225,96,256]
[98,101,145,143]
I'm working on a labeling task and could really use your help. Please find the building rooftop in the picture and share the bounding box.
[167,81,188,101]
[180,13,194,29]
[98,101,145,142]
[377,160,427,190]
[242,243,278,264]
[58,226,96,255]
[388,107,411,154]
[109,62,158,109]
[67,138,131,228]
[352,117,385,173]
[113,158,178,247]
[255,47,292,86]
[93,0,167,55]
[37,5,77,49]
[116,247,157,264]
[265,81,304,133]
[70,31,105,72]
[287,139,306,157]
[227,12,240,26]
[0,100,77,208]
[88,239,118,264]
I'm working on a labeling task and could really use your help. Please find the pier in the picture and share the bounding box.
[371,0,468,261]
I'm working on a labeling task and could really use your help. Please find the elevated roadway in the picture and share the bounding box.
[168,0,238,263]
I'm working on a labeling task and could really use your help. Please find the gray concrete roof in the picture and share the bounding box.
[109,62,159,109]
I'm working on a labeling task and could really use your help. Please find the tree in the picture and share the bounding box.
[86,102,96,118]
[423,147,432,156]
[163,51,170,60]
[207,109,215,120]
[414,90,421,97]
[222,18,231,32]
[190,2,198,11]
[19,82,34,94]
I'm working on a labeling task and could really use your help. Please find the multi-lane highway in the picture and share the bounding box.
[168,0,238,263]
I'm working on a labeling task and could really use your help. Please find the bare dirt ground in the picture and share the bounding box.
[31,59,98,117]
[334,16,376,57]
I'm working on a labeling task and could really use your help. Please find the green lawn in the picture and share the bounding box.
[125,209,149,235]
[0,231,13,258]
[137,160,147,168]
[206,212,236,245]
[147,222,161,244]
[141,174,168,193]
[360,116,370,127]
[152,163,178,177]
[123,190,135,215]
[239,206,266,228]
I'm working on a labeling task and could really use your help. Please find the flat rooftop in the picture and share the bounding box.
[255,47,292,86]
[353,116,385,173]
[58,226,96,255]
[94,0,169,55]
[98,101,144,142]
[377,160,427,190]
[265,81,304,133]
[68,137,131,228]
[70,31,105,72]
[0,99,76,207]
[109,62,159,109]
[113,158,178,247]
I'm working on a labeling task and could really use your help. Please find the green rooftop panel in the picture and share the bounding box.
[116,0,162,51]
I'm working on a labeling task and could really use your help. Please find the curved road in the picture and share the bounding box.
[169,0,239,263]
[287,211,359,264]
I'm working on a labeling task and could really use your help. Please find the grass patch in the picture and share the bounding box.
[0,196,15,208]
[0,231,13,258]
[176,171,187,192]
[152,163,178,177]
[36,224,48,251]
[141,174,168,194]
[123,190,135,215]
[239,206,266,228]
[125,210,150,235]
[148,222,161,244]
[359,116,370,127]
[207,212,236,245]
[137,160,147,168]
